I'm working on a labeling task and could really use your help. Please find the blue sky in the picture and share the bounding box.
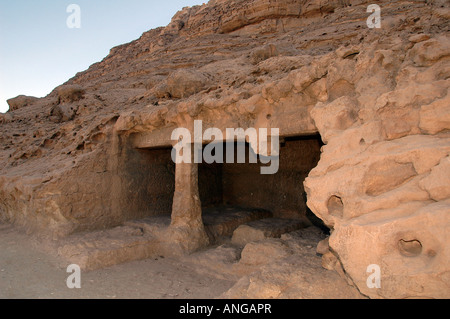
[0,0,205,113]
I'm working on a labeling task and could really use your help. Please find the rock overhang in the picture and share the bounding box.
[0,0,449,299]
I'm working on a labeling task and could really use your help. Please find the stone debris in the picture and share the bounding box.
[203,206,272,243]
[231,217,310,246]
[57,225,161,271]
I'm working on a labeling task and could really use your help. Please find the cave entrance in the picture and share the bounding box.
[198,135,326,244]
[124,146,175,220]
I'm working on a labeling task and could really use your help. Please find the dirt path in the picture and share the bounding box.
[0,224,235,299]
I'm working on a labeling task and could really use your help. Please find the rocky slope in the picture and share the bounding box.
[1,0,449,299]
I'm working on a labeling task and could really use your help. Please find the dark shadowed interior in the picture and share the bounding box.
[124,135,327,233]
[199,136,324,223]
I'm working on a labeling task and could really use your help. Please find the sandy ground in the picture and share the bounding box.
[0,224,235,299]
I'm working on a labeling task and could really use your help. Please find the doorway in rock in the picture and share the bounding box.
[123,146,175,221]
[198,135,327,244]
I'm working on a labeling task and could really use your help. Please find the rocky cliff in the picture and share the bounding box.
[1,0,449,298]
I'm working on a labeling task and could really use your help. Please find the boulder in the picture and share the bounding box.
[7,95,38,112]
[166,69,210,99]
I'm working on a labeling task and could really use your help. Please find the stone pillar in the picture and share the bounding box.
[167,143,209,255]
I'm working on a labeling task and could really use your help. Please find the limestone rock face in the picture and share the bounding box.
[7,95,38,112]
[56,85,85,104]
[166,70,211,99]
[0,0,449,299]
[304,26,450,298]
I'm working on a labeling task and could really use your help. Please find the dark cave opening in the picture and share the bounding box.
[127,134,329,237]
[198,135,329,239]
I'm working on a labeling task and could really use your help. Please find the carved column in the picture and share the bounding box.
[168,143,209,254]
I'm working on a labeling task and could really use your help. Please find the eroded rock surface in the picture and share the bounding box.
[0,0,449,299]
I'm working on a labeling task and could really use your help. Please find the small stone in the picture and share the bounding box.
[321,252,338,271]
[316,237,330,255]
